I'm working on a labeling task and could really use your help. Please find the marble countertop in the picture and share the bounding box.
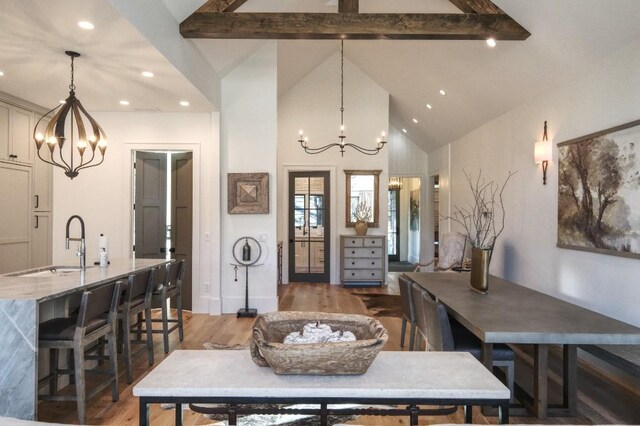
[134,350,510,400]
[0,258,170,301]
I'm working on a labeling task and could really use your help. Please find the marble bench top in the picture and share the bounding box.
[0,258,170,301]
[134,350,510,400]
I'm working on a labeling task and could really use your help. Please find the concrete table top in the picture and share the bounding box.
[134,350,510,400]
[405,272,640,345]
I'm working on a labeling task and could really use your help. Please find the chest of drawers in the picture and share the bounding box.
[340,235,386,286]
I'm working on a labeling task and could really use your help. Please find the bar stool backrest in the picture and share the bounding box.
[165,260,185,290]
[398,275,416,322]
[421,291,455,352]
[77,281,123,330]
[126,268,155,304]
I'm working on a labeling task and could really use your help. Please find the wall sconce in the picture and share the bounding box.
[534,121,552,185]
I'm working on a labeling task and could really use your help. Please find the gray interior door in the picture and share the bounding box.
[134,152,167,259]
[170,152,193,310]
[288,171,330,283]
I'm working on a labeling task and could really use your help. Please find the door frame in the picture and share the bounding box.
[388,188,401,262]
[122,143,200,312]
[280,165,337,284]
[288,171,330,283]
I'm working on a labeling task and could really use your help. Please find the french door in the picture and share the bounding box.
[288,171,330,283]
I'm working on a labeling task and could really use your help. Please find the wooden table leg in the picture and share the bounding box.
[563,344,578,416]
[533,344,549,419]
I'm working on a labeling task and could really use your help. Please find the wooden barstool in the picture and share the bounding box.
[151,260,185,353]
[39,280,123,425]
[118,268,156,384]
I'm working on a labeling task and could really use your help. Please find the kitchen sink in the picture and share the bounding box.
[9,266,94,278]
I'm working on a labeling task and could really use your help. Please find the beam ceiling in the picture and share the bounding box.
[181,0,530,41]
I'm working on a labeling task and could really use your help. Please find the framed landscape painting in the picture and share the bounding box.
[557,119,640,259]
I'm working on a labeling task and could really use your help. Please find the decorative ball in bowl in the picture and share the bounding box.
[250,311,388,375]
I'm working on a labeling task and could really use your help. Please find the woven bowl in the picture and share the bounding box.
[250,311,388,375]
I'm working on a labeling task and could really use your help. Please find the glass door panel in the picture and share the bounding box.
[388,189,400,261]
[289,172,330,282]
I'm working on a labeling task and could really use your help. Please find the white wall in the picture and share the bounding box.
[431,36,640,326]
[52,111,218,314]
[278,51,389,284]
[220,42,278,313]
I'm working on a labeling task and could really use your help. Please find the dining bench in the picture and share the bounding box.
[579,345,640,378]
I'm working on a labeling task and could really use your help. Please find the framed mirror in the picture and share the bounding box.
[345,169,381,228]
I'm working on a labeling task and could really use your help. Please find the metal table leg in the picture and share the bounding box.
[175,402,183,426]
[563,344,578,416]
[139,398,148,426]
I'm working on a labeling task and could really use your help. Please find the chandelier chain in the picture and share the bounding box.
[340,39,344,126]
[69,55,76,92]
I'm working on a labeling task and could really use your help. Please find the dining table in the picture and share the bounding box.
[404,272,640,419]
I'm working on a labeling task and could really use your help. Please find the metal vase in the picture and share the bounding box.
[470,247,492,294]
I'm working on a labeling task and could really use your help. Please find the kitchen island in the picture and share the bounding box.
[0,258,170,420]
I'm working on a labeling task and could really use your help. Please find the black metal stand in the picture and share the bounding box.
[237,265,257,318]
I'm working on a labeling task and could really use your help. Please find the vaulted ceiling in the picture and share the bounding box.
[1,0,639,153]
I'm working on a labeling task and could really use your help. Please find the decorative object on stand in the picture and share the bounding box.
[232,236,263,318]
[228,172,269,214]
[448,170,516,294]
[558,118,640,259]
[388,177,403,190]
[353,201,371,236]
[535,120,552,185]
[33,51,107,179]
[297,40,387,157]
[410,189,420,231]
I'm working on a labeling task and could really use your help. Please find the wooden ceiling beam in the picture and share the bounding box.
[196,0,248,13]
[448,0,504,14]
[180,12,530,40]
[339,0,359,14]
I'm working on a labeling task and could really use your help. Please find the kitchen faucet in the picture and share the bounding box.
[65,215,86,271]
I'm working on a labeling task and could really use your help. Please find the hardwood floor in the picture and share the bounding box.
[36,275,640,425]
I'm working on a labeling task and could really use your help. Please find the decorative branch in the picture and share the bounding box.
[353,201,372,222]
[446,170,516,249]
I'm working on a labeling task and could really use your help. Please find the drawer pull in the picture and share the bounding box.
[371,262,375,265]
[351,272,355,276]
[351,262,355,265]
[351,240,356,244]
[371,273,375,276]
[352,250,355,254]
[371,251,375,254]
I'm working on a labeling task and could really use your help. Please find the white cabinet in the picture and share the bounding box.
[340,235,386,287]
[33,141,53,211]
[0,161,32,273]
[0,101,34,165]
[32,212,52,268]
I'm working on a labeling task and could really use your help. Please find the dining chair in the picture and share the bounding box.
[413,232,467,272]
[151,260,185,353]
[398,275,417,350]
[418,288,515,398]
[39,280,123,425]
[118,267,156,383]
[410,282,430,350]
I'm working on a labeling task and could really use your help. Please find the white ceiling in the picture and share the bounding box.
[1,1,640,153]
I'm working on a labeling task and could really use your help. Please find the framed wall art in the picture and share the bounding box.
[557,119,640,259]
[228,172,269,214]
[410,189,420,231]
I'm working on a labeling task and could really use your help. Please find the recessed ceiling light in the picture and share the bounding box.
[0,71,4,77]
[402,128,407,133]
[426,104,432,109]
[120,100,130,106]
[179,101,190,107]
[486,38,497,47]
[141,71,154,78]
[412,118,418,123]
[78,21,95,30]
[440,89,446,96]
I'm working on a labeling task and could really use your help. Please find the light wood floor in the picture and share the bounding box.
[37,276,640,425]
